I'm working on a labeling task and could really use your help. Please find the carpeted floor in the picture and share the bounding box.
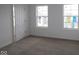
[0,36,79,55]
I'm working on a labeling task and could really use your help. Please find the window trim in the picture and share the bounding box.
[36,5,48,28]
[63,4,78,29]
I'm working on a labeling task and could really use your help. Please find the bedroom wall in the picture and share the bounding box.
[29,4,79,41]
[0,5,13,48]
[15,4,30,41]
[0,4,30,48]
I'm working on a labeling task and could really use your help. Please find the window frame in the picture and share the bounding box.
[63,4,78,29]
[36,5,48,27]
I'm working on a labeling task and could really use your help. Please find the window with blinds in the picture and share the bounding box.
[64,4,78,29]
[36,6,48,27]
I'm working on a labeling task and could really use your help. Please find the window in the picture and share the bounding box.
[64,4,78,29]
[36,6,48,27]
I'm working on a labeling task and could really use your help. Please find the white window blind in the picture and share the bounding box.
[36,6,48,27]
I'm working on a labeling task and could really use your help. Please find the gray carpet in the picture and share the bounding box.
[0,36,79,55]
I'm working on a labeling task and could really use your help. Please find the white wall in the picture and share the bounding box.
[15,4,30,41]
[0,5,13,48]
[30,4,79,41]
[0,4,30,48]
